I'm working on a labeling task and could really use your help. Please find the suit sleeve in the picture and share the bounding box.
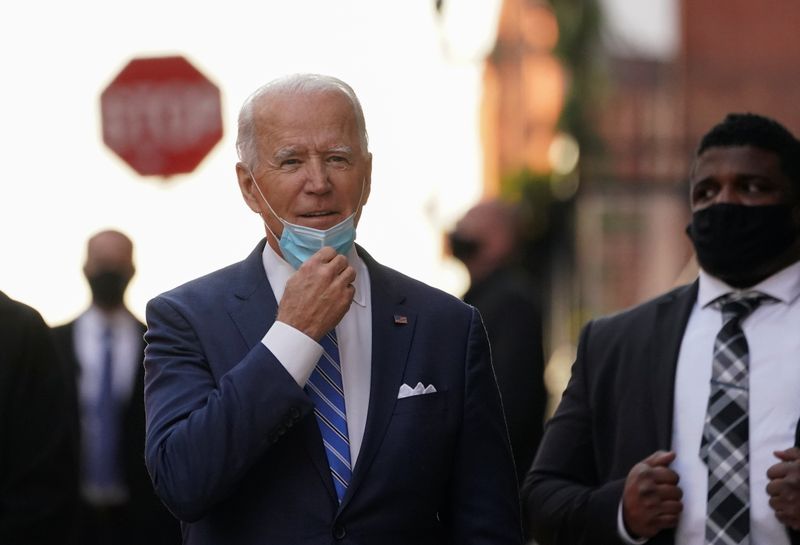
[445,307,524,545]
[522,320,626,545]
[143,295,315,522]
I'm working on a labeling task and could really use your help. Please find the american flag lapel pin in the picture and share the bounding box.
[393,314,408,325]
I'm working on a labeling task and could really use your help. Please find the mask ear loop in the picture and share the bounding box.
[249,169,284,244]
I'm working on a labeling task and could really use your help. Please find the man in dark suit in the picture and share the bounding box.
[449,198,547,484]
[143,73,521,545]
[0,291,77,544]
[53,230,179,545]
[524,113,800,545]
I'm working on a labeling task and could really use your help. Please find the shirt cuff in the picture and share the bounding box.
[262,321,323,387]
[618,501,649,544]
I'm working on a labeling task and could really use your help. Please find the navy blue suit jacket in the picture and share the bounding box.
[143,240,521,545]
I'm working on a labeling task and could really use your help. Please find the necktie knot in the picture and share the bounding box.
[714,291,773,324]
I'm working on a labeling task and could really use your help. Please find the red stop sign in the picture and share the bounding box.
[100,56,223,177]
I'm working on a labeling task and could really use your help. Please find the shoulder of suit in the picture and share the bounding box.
[360,246,471,313]
[0,290,46,326]
[590,281,696,331]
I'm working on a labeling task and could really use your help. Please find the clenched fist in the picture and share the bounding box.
[622,450,683,539]
[767,448,800,530]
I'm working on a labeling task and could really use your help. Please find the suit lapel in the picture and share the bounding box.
[226,239,337,501]
[650,281,698,449]
[340,249,416,509]
[226,241,279,350]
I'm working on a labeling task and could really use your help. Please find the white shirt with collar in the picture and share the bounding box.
[670,260,800,545]
[74,305,142,409]
[260,242,372,469]
[619,259,800,545]
[74,304,142,503]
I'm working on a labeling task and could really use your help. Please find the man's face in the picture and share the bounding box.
[690,145,794,211]
[237,89,372,250]
[83,231,135,309]
[84,232,135,281]
[688,144,800,286]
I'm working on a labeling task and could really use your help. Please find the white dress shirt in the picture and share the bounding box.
[74,305,142,503]
[671,260,800,545]
[618,259,800,545]
[260,243,372,468]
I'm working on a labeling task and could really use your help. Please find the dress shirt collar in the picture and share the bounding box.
[261,241,367,308]
[698,259,800,309]
[82,304,136,330]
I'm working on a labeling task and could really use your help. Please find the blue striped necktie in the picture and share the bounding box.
[305,330,351,502]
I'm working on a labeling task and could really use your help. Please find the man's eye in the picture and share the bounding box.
[744,181,768,194]
[328,156,348,163]
[281,159,300,167]
[693,185,716,201]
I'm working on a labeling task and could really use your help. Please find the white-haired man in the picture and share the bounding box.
[143,74,522,545]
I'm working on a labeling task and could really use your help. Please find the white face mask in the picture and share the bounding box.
[248,169,366,269]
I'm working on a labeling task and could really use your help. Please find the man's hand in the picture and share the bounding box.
[276,247,356,341]
[767,448,800,530]
[622,450,683,539]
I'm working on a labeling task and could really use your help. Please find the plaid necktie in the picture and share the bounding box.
[305,330,351,502]
[699,291,773,545]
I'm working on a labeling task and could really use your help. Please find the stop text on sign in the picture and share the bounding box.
[100,56,223,177]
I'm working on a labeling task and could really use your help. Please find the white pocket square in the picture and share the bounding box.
[397,382,437,399]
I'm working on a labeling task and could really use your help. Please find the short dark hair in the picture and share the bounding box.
[697,113,800,187]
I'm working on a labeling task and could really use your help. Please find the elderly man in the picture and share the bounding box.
[143,74,521,545]
[524,113,800,545]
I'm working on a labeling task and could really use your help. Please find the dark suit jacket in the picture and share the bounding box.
[463,266,547,484]
[53,313,180,545]
[523,281,800,545]
[0,291,78,544]
[143,240,522,545]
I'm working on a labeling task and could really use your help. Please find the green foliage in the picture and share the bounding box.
[547,0,604,153]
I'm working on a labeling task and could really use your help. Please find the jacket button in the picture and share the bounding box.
[289,406,300,419]
[332,525,346,540]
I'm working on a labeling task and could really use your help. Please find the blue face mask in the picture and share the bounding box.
[250,170,362,269]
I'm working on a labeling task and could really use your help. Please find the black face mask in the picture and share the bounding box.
[448,233,481,262]
[88,270,129,308]
[686,203,799,286]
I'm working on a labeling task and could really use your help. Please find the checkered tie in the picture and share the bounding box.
[699,291,773,545]
[305,330,351,502]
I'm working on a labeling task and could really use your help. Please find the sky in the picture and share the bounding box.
[0,0,676,325]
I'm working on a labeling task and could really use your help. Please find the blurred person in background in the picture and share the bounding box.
[142,73,522,544]
[0,290,77,544]
[449,198,548,484]
[53,229,179,545]
[524,113,800,545]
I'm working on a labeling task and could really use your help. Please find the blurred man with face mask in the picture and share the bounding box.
[449,199,547,486]
[524,113,800,545]
[53,229,180,545]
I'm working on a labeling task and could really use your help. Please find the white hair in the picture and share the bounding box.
[236,73,369,168]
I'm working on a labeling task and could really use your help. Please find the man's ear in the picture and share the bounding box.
[236,162,261,213]
[362,153,373,206]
